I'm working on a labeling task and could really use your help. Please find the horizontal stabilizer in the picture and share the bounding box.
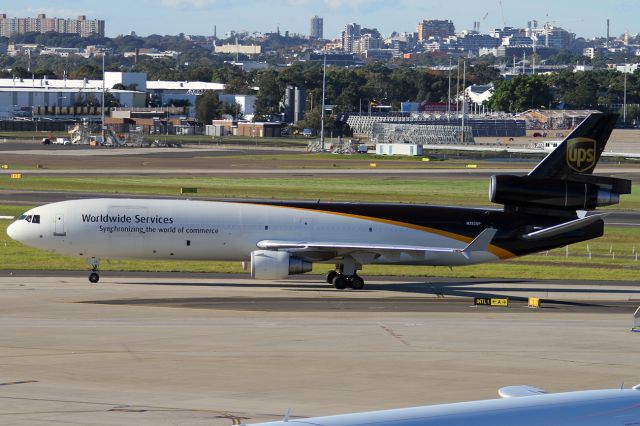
[499,385,548,398]
[522,214,607,241]
[462,228,497,257]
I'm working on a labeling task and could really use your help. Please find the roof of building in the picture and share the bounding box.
[0,86,142,94]
[146,81,225,91]
[520,109,601,119]
[468,84,493,94]
[0,78,226,92]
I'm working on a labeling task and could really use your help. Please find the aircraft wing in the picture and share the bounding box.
[257,228,498,260]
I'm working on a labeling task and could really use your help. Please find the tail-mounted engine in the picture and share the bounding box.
[490,174,631,211]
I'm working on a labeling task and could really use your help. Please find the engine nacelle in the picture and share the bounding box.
[250,250,312,280]
[490,175,620,210]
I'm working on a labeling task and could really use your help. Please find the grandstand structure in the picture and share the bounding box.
[372,123,474,145]
[344,114,526,141]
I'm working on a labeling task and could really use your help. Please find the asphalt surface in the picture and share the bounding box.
[5,271,640,311]
[1,274,639,425]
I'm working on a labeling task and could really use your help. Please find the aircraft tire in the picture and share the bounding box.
[332,275,348,290]
[89,272,100,283]
[350,275,365,290]
[326,270,339,284]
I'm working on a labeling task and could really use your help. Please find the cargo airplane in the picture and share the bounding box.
[6,113,631,289]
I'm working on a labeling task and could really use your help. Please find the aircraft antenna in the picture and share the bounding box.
[283,408,291,422]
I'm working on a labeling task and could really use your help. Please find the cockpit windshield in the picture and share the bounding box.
[18,214,40,223]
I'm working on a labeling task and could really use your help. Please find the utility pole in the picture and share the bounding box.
[320,54,327,151]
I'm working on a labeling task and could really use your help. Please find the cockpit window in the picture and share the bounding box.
[32,215,40,224]
[18,214,27,220]
[25,215,32,223]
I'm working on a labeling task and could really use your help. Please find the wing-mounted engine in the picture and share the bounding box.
[250,250,312,280]
[489,174,631,211]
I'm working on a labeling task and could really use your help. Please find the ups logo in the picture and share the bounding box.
[566,137,596,173]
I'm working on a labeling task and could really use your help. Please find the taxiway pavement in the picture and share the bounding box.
[0,273,639,425]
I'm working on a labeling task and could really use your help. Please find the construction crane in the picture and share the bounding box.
[498,1,506,27]
[478,12,489,33]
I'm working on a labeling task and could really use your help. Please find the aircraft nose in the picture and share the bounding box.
[6,221,20,241]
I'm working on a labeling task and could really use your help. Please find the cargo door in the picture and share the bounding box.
[53,213,66,237]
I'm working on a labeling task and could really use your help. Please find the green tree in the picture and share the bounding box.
[254,69,282,118]
[489,75,552,113]
[195,90,221,124]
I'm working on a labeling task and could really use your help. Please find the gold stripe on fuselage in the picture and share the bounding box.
[247,203,516,260]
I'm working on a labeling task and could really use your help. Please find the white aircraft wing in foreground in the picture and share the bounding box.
[246,385,640,426]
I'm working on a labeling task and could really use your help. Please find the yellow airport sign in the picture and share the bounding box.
[474,297,509,307]
[10,173,22,179]
[370,163,377,168]
[1,164,8,169]
[466,164,478,169]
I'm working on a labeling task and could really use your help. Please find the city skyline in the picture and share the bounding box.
[3,1,640,40]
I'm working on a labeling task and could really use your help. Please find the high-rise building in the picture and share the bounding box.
[341,23,361,52]
[310,15,323,39]
[0,14,104,38]
[544,26,574,50]
[416,19,455,41]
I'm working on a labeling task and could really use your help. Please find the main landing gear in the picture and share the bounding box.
[88,257,100,283]
[325,270,365,290]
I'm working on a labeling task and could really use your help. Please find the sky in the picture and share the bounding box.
[5,0,640,40]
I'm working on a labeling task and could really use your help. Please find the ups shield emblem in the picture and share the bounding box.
[566,137,597,173]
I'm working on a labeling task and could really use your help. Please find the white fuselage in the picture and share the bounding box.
[7,199,498,266]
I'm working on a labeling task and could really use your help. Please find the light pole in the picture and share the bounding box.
[461,60,466,143]
[623,60,628,124]
[447,56,452,119]
[101,53,105,145]
[320,54,327,151]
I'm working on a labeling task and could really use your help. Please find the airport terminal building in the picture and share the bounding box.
[0,72,254,119]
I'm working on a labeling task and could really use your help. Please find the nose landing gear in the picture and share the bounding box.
[87,258,100,283]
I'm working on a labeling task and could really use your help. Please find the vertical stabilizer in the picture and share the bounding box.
[528,113,618,179]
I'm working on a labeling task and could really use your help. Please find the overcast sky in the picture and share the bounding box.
[5,0,640,39]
